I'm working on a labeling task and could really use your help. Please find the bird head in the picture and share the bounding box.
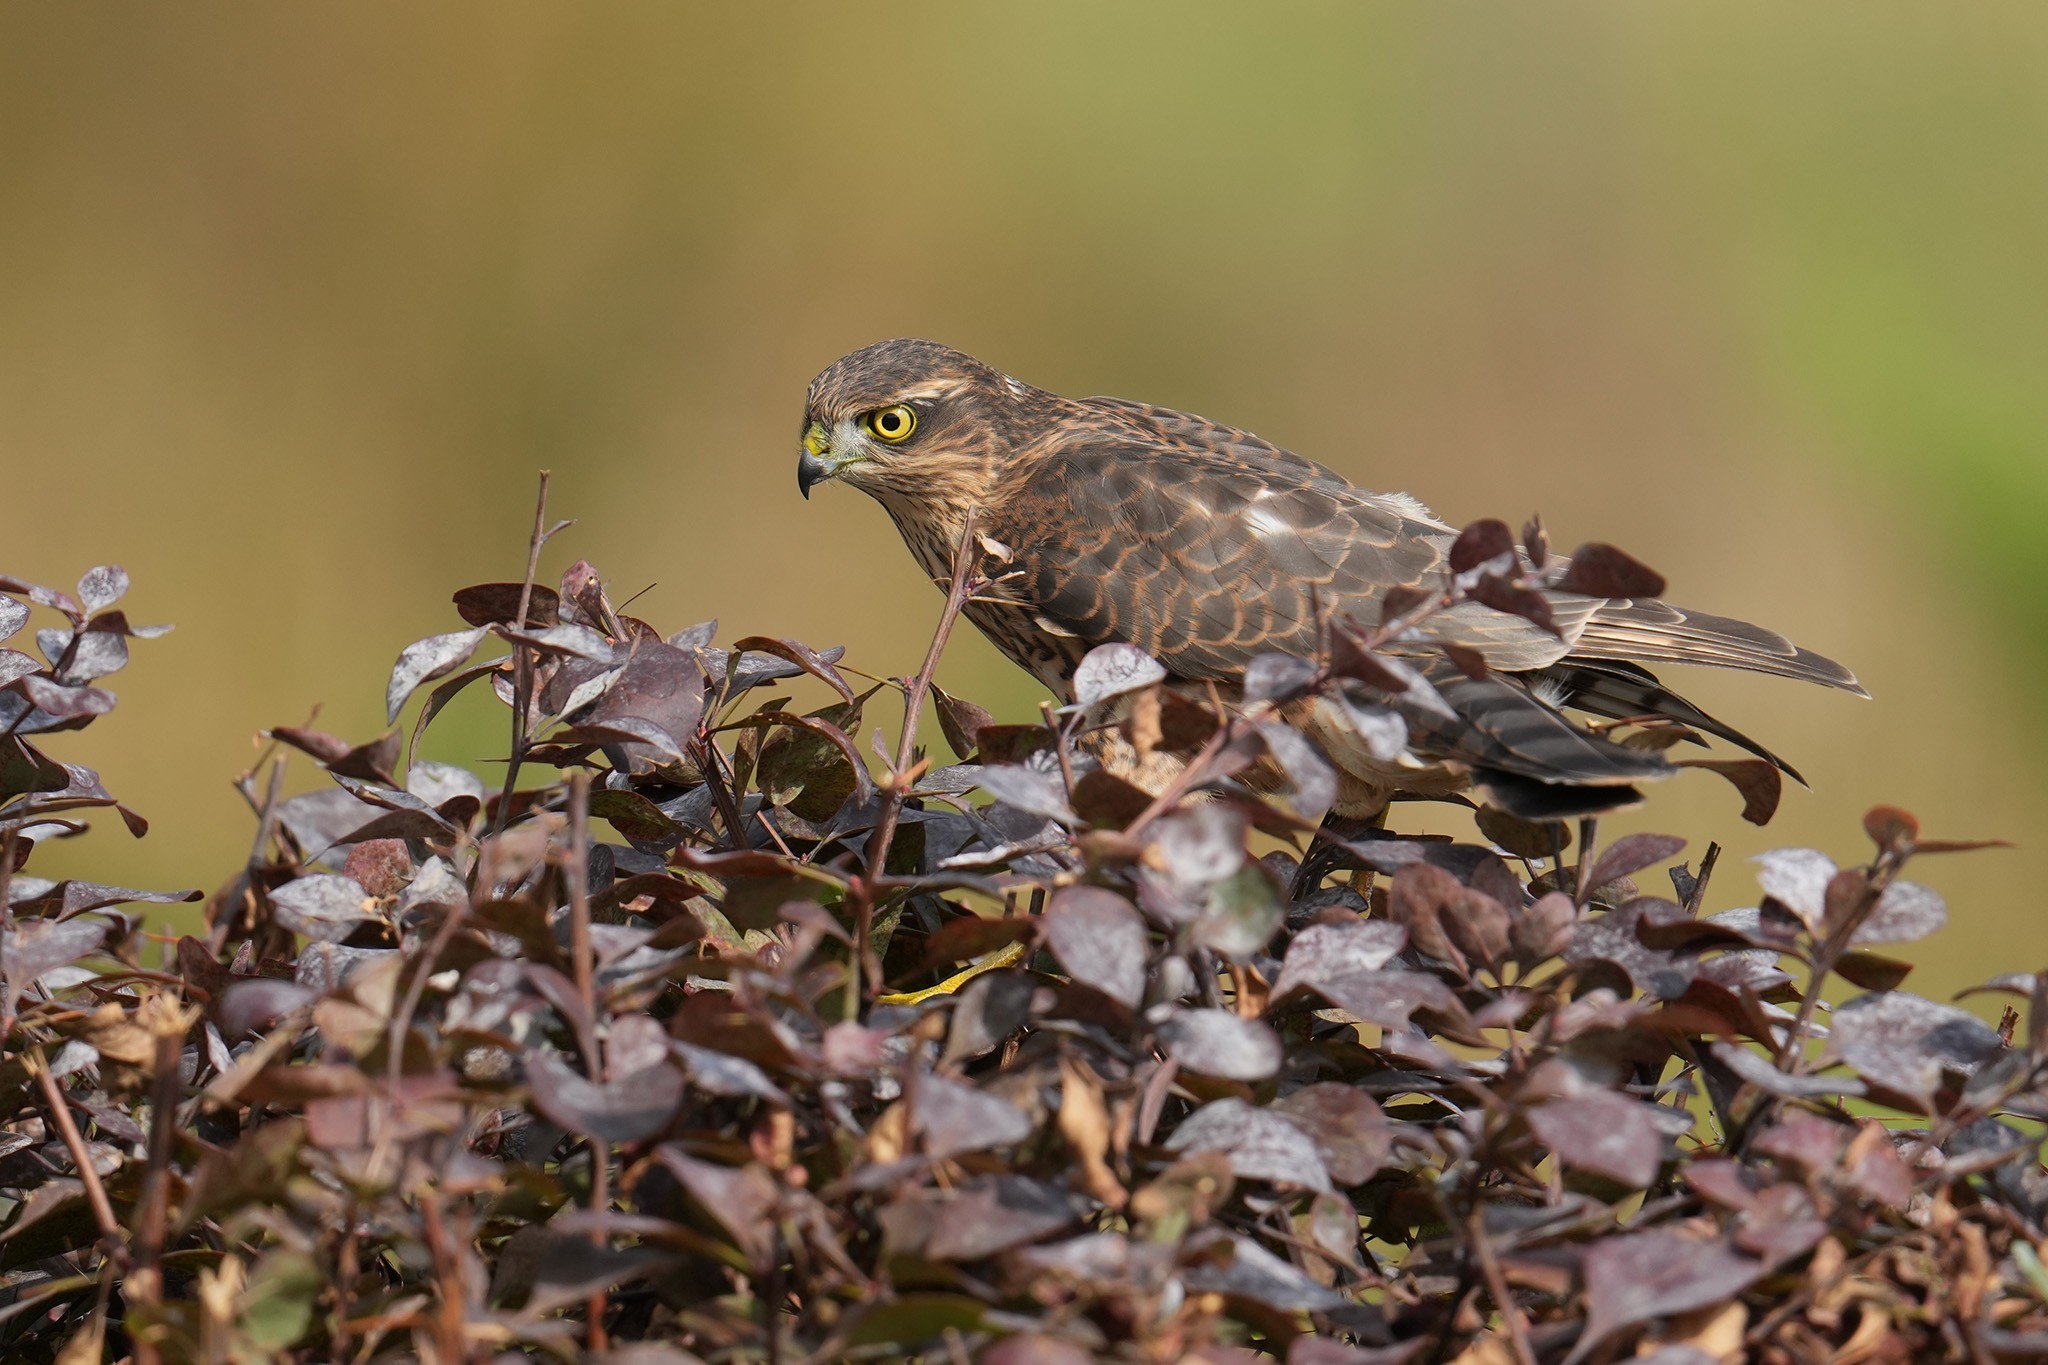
[797,338,1039,507]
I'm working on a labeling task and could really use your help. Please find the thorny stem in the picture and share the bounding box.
[847,509,981,1017]
[491,470,554,839]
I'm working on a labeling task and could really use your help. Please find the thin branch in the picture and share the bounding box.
[1466,1206,1537,1365]
[1771,852,1896,1072]
[565,769,610,1348]
[30,1050,123,1246]
[566,769,599,1059]
[695,735,752,851]
[418,1187,469,1365]
[125,1014,185,1361]
[0,828,14,1046]
[1682,840,1721,916]
[847,509,980,1015]
[491,470,553,838]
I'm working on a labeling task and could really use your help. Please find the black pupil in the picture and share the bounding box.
[879,410,902,433]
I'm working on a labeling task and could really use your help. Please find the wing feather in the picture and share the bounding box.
[1573,601,1866,695]
[970,392,1856,814]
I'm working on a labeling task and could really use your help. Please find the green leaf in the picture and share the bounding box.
[241,1248,324,1349]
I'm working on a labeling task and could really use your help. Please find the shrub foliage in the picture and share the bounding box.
[2,490,2045,1364]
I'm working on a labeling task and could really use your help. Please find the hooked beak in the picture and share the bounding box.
[797,421,846,500]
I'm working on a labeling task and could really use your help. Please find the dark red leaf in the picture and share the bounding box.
[1243,652,1319,705]
[1555,542,1668,599]
[452,581,560,628]
[1578,1228,1761,1355]
[1166,1098,1330,1191]
[729,636,854,703]
[1526,1089,1665,1188]
[1675,758,1782,826]
[1,917,105,1014]
[1585,833,1687,893]
[930,683,992,757]
[386,627,491,724]
[1269,1084,1393,1185]
[1156,1009,1284,1081]
[912,1073,1032,1159]
[1377,585,1432,625]
[1862,804,1919,852]
[916,915,1036,973]
[269,874,378,943]
[75,565,128,615]
[1831,991,2004,1106]
[1468,574,1558,636]
[1449,518,1514,574]
[1440,642,1490,679]
[526,1050,683,1143]
[1041,887,1147,1008]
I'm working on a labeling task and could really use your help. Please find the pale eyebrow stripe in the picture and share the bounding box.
[890,380,967,403]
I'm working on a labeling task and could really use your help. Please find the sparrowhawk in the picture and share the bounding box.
[796,338,1863,821]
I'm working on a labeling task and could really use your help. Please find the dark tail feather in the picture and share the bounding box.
[1537,657,1808,786]
[1574,601,1867,697]
[1472,769,1646,820]
[1400,669,1674,794]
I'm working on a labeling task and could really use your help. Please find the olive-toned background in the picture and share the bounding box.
[5,5,2043,999]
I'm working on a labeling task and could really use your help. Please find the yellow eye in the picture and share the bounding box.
[864,404,917,443]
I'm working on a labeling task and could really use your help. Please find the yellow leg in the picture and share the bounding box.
[872,940,1031,1006]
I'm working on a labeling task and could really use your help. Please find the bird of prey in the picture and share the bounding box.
[795,338,1864,822]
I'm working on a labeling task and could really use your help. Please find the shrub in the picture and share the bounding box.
[1,490,2043,1364]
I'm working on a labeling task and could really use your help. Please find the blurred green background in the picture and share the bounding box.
[4,5,2043,999]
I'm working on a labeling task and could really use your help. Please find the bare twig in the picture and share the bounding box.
[846,509,980,1015]
[566,770,599,1057]
[564,769,610,1347]
[210,754,286,955]
[1573,816,1599,909]
[419,1187,470,1365]
[695,734,752,850]
[1467,1206,1537,1365]
[1771,851,1897,1072]
[30,1049,122,1246]
[491,470,554,838]
[1038,698,1077,796]
[1682,840,1721,916]
[384,901,467,1098]
[0,828,14,1045]
[126,1015,185,1359]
